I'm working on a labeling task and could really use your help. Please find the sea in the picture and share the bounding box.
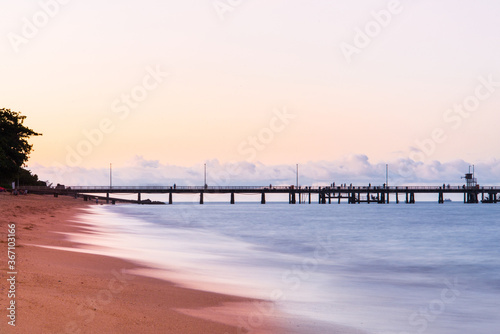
[68,200,500,334]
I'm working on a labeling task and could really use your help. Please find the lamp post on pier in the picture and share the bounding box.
[386,164,388,188]
[296,164,299,188]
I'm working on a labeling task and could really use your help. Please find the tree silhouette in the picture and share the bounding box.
[0,108,41,184]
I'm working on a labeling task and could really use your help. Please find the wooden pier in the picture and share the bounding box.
[22,185,500,205]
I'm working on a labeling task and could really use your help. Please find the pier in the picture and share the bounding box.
[22,184,500,205]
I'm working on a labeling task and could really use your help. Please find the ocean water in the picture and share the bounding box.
[70,202,500,334]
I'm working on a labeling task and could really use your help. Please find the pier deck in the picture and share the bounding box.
[21,185,500,204]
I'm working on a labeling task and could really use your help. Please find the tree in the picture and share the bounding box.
[0,108,41,184]
[18,167,47,187]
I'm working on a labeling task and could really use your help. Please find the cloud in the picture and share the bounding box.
[26,155,500,187]
[128,155,160,168]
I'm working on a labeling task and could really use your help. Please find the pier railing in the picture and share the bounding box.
[19,185,500,191]
[67,185,292,190]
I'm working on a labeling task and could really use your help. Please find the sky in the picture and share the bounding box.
[2,0,500,186]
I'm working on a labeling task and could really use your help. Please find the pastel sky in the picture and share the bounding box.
[2,0,500,185]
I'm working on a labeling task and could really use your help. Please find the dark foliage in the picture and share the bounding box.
[0,108,42,185]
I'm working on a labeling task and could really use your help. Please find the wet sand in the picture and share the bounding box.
[0,193,285,334]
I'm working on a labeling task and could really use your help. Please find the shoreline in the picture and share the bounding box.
[0,193,286,333]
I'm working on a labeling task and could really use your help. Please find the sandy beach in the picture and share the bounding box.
[0,193,287,334]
